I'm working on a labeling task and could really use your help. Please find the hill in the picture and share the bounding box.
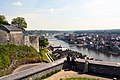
[0,44,41,76]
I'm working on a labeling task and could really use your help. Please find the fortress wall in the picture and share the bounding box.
[76,59,120,77]
[0,58,65,80]
[0,58,120,80]
[0,30,8,44]
[9,31,24,45]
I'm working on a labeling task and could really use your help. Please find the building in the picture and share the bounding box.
[0,30,8,44]
[0,25,39,52]
[0,25,24,45]
[24,35,39,52]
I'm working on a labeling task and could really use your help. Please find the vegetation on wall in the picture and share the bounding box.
[35,69,61,80]
[39,49,50,62]
[0,44,40,76]
[49,54,57,61]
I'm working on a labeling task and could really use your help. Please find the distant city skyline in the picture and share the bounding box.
[0,0,120,30]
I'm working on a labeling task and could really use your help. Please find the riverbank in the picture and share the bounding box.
[58,38,120,56]
[48,37,120,62]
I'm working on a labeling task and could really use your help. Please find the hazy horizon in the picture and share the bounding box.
[1,0,120,30]
[27,28,120,31]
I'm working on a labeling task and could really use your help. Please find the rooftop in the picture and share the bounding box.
[3,25,22,31]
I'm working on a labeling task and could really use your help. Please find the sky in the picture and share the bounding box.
[0,0,120,30]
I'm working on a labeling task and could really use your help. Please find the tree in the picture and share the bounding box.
[39,38,49,48]
[0,15,9,26]
[11,17,27,30]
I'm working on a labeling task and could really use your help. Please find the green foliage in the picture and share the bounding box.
[39,38,49,47]
[0,44,40,76]
[11,17,27,30]
[50,54,57,60]
[39,49,50,62]
[0,15,9,26]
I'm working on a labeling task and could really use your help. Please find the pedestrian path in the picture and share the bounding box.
[12,63,46,74]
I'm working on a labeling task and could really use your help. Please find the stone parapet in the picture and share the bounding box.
[0,58,65,80]
[76,59,120,78]
[0,58,120,80]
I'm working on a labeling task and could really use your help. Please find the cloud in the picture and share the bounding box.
[6,11,120,30]
[49,8,55,13]
[6,0,120,30]
[12,1,23,6]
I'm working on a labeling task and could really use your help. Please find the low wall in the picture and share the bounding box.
[0,58,120,80]
[76,59,120,78]
[0,58,65,80]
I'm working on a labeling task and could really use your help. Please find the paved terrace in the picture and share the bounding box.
[0,58,120,80]
[44,70,112,80]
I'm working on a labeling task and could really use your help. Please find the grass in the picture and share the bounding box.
[0,44,40,76]
[60,78,99,80]
[39,49,50,62]
[50,54,57,60]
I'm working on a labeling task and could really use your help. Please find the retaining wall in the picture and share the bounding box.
[0,58,65,80]
[0,58,120,80]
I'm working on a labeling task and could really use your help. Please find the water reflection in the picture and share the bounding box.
[48,37,120,62]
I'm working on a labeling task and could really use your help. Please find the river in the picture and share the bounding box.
[47,37,120,62]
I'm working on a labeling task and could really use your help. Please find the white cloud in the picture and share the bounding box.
[12,1,23,6]
[6,0,120,30]
[6,11,120,30]
[49,8,55,13]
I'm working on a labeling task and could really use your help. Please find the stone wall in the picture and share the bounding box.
[24,35,39,52]
[24,36,30,46]
[76,59,120,78]
[0,30,24,45]
[9,31,24,45]
[0,30,8,44]
[23,64,63,80]
[0,58,65,80]
[0,58,120,80]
